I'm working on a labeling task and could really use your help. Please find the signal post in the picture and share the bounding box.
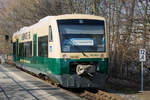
[139,49,146,92]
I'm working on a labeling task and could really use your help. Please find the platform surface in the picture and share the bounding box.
[0,64,82,100]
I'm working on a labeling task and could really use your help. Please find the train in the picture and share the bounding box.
[12,14,109,88]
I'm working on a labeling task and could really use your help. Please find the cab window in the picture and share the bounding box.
[49,26,53,42]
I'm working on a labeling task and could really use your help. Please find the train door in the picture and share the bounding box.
[48,25,54,72]
[38,35,48,72]
[33,34,37,64]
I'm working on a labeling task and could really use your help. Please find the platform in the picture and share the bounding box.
[0,64,82,100]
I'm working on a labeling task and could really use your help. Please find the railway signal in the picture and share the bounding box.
[5,35,9,60]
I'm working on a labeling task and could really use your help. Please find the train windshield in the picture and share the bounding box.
[57,19,105,52]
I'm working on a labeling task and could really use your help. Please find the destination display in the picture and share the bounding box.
[21,32,31,40]
[70,38,94,46]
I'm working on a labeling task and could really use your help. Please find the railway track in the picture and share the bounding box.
[80,90,127,100]
[9,64,127,100]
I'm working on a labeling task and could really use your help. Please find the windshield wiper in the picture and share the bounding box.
[73,44,88,57]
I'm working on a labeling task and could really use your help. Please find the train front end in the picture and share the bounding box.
[55,15,109,88]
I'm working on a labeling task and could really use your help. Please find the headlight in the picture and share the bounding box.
[76,65,85,75]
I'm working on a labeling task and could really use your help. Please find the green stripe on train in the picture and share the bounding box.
[13,56,108,75]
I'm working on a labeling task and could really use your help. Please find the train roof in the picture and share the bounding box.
[13,16,54,37]
[13,14,105,37]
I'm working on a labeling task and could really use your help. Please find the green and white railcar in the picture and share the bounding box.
[12,14,109,88]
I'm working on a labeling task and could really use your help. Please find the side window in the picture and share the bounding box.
[24,42,32,58]
[38,36,48,57]
[49,26,53,42]
[19,43,24,56]
[19,42,32,57]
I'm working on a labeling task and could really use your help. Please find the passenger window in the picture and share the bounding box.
[38,36,48,57]
[19,42,32,58]
[49,26,53,42]
[24,42,32,57]
[19,43,24,57]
